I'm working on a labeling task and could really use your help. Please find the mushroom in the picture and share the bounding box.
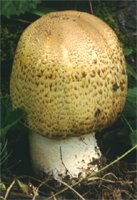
[10,11,127,180]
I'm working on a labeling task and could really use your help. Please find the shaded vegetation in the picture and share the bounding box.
[1,0,42,18]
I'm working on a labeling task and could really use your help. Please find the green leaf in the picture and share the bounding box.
[123,87,137,118]
[1,109,25,137]
[31,6,55,16]
[123,47,133,56]
[16,180,29,195]
[130,130,137,146]
[127,65,137,81]
[0,96,25,137]
[1,0,42,18]
[0,180,6,191]
[127,87,137,103]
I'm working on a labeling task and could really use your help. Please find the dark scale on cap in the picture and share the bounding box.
[94,109,101,117]
[82,71,87,78]
[113,83,119,91]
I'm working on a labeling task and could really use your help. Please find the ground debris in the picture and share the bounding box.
[1,160,137,200]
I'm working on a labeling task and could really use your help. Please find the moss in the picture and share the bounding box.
[1,18,25,95]
[1,25,22,62]
[93,1,136,65]
[93,2,124,39]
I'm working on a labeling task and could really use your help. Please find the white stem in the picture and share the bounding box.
[29,132,101,180]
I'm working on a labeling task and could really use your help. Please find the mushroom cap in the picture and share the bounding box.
[10,10,127,138]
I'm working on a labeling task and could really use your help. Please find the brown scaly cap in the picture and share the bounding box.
[10,10,127,138]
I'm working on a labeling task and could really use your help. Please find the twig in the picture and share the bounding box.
[3,191,32,199]
[56,179,86,200]
[122,114,134,132]
[17,19,31,24]
[32,180,48,200]
[32,177,58,200]
[59,146,72,177]
[51,192,57,200]
[102,172,118,181]
[32,188,38,200]
[88,0,93,14]
[4,179,16,200]
[17,175,57,192]
[47,144,137,200]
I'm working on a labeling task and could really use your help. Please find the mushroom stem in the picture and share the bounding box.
[29,132,101,180]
